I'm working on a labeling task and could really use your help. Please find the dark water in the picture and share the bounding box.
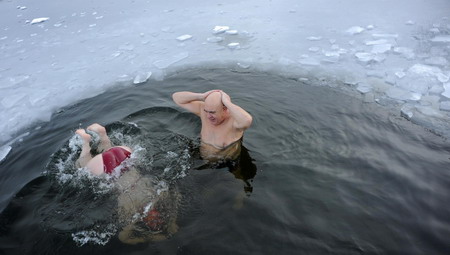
[1,68,450,254]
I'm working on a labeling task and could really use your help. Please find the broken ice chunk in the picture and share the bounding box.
[405,20,415,25]
[212,26,230,34]
[386,87,421,101]
[365,39,388,45]
[322,51,340,62]
[308,47,320,52]
[430,28,440,33]
[366,70,386,78]
[225,30,238,35]
[133,72,152,84]
[355,52,385,63]
[237,62,250,69]
[227,42,240,49]
[437,73,449,83]
[429,84,444,94]
[111,51,122,58]
[17,6,27,10]
[401,104,414,120]
[355,52,374,62]
[430,35,450,42]
[385,75,397,85]
[372,33,399,38]
[176,34,192,41]
[207,36,223,43]
[346,26,365,35]
[409,64,444,79]
[371,44,392,54]
[306,36,322,41]
[416,105,444,118]
[424,56,448,66]
[298,56,320,66]
[442,83,450,98]
[31,17,50,24]
[439,101,450,111]
[393,47,415,59]
[366,25,375,30]
[356,83,372,94]
[395,71,406,79]
[0,145,11,163]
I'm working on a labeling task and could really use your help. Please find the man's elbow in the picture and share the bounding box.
[172,92,182,105]
[246,115,253,129]
[241,115,253,130]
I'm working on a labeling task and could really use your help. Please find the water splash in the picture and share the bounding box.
[71,224,118,246]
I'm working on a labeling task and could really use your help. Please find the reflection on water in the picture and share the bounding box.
[0,69,449,254]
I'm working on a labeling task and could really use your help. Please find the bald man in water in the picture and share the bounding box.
[172,90,252,160]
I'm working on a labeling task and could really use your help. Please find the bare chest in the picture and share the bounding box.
[200,117,241,148]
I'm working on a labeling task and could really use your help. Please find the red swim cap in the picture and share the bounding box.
[143,208,165,231]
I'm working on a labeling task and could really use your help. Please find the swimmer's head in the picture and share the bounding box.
[204,91,227,125]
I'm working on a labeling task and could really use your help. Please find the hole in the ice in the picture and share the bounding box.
[0,68,449,253]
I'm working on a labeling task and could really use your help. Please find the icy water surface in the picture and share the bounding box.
[1,69,450,254]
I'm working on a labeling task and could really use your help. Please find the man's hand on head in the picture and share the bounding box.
[220,91,232,106]
[202,90,222,101]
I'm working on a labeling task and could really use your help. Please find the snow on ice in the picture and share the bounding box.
[0,0,450,145]
[30,17,49,24]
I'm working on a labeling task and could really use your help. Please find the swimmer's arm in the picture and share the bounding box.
[172,90,219,116]
[221,91,253,130]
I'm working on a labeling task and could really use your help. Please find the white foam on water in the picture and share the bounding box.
[72,224,117,246]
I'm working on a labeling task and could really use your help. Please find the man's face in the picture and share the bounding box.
[204,106,223,125]
[204,92,225,125]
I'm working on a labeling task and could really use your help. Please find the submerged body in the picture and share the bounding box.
[75,123,179,244]
[200,138,242,161]
[116,169,179,244]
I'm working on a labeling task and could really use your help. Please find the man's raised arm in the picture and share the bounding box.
[172,90,219,116]
[220,91,253,130]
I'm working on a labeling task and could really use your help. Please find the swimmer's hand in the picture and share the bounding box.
[202,90,222,101]
[220,91,231,105]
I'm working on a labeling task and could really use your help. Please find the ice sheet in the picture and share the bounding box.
[0,0,450,145]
